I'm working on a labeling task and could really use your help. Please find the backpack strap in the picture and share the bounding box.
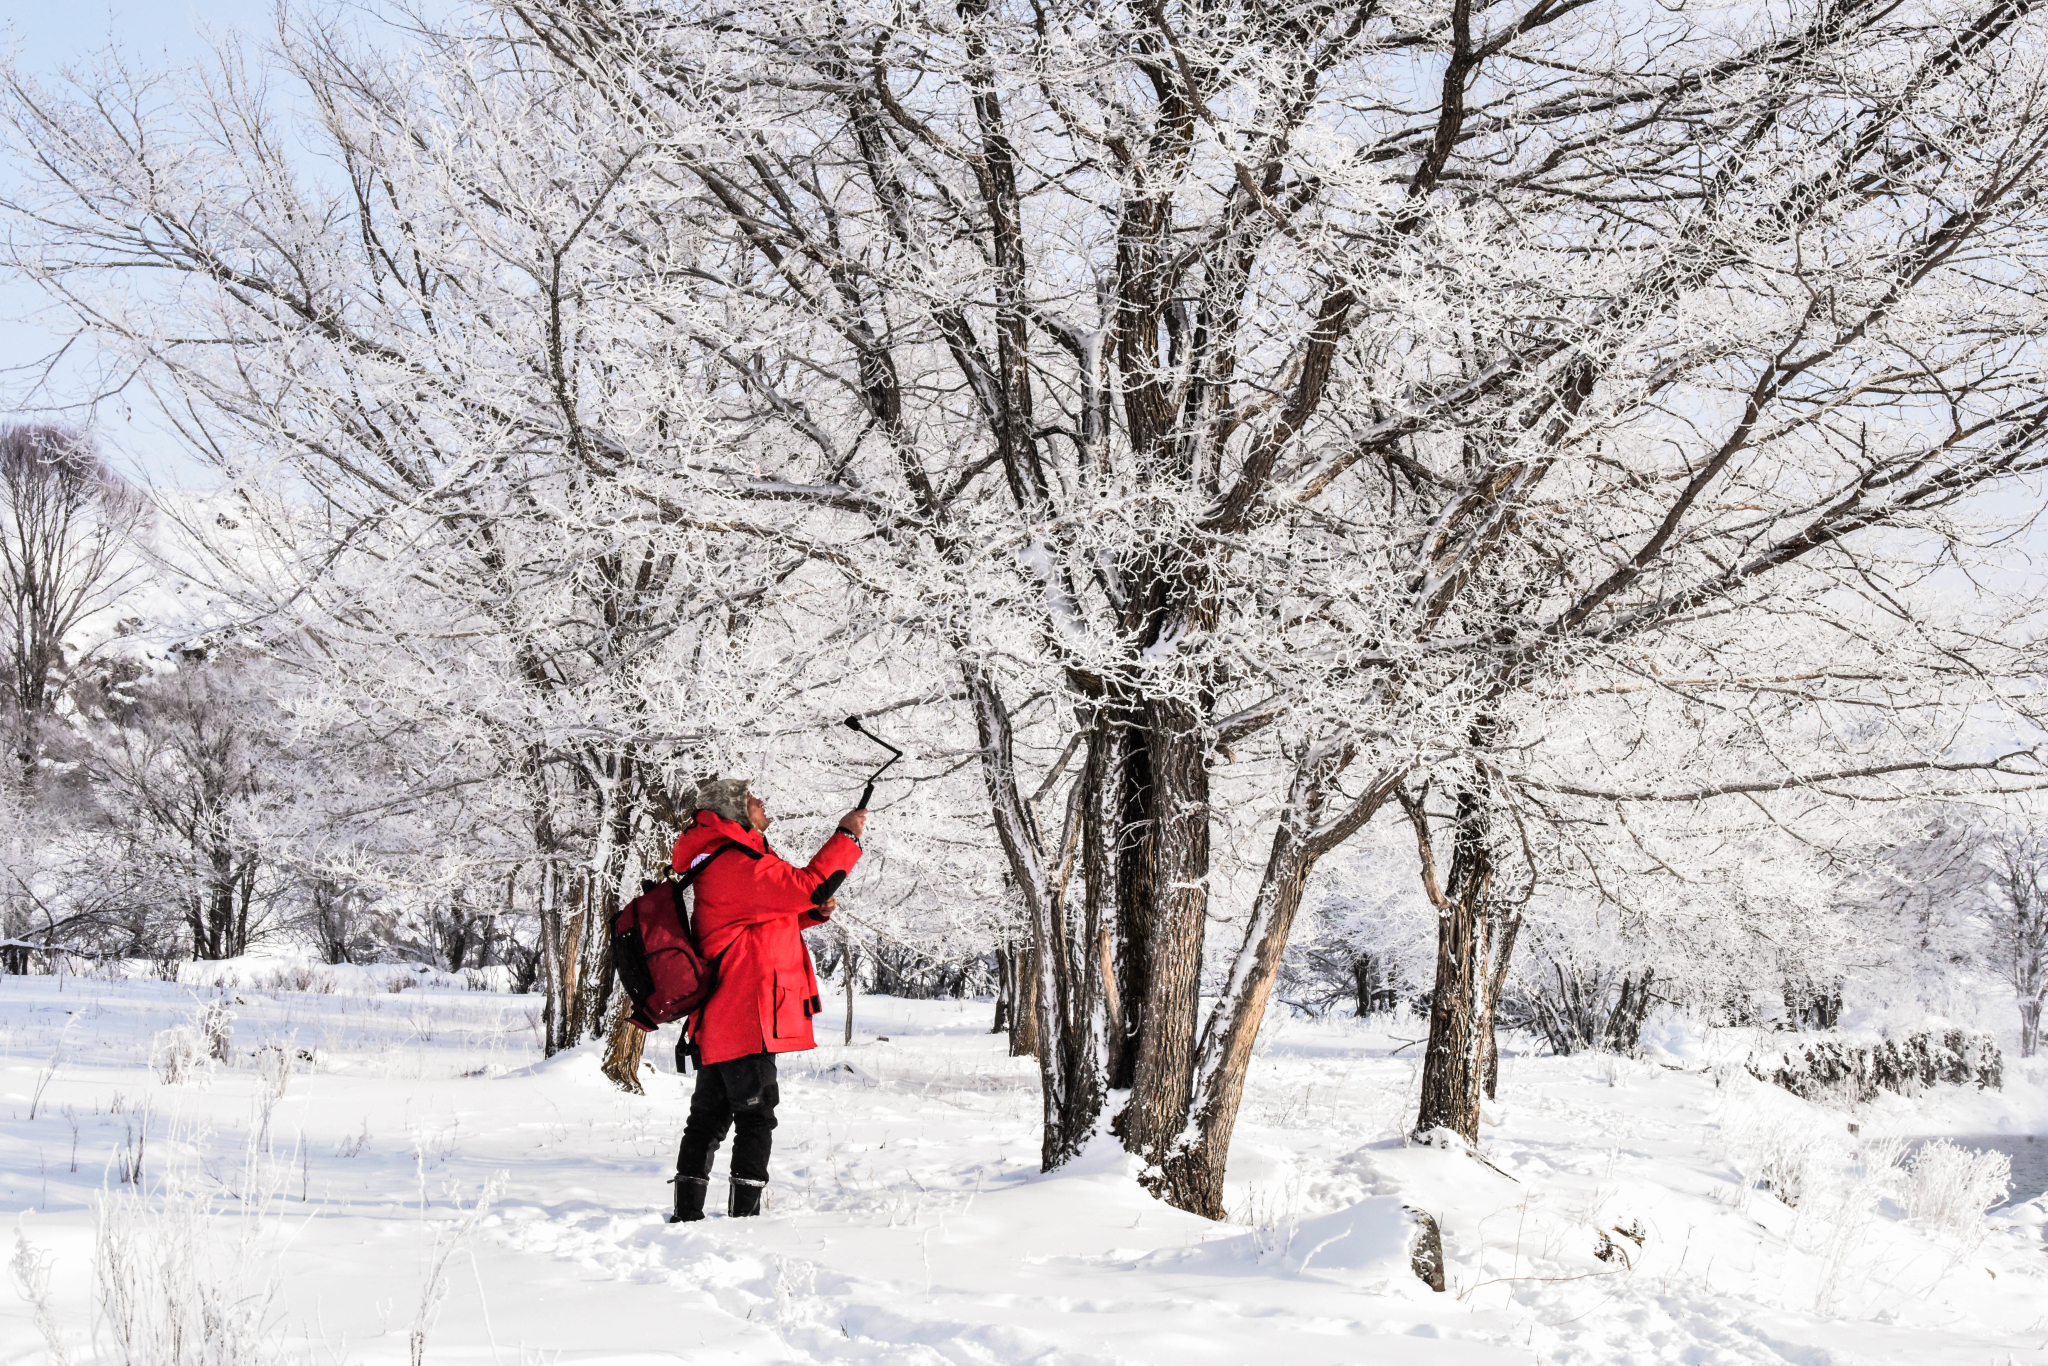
[670,839,761,1072]
[673,837,759,892]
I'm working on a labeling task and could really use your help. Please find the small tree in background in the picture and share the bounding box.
[0,424,139,756]
[89,651,286,960]
[1982,830,2048,1058]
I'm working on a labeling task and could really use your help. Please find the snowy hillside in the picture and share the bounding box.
[3,971,2044,1365]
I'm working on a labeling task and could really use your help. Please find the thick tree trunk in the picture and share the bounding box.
[539,859,593,1057]
[1409,785,1503,1145]
[566,873,606,1042]
[576,752,644,1044]
[1109,719,1150,1089]
[1117,702,1210,1161]
[192,856,248,961]
[1605,967,1657,1054]
[539,749,649,1056]
[1353,955,1377,1017]
[991,943,1011,1034]
[1416,877,1487,1140]
[1009,937,1041,1058]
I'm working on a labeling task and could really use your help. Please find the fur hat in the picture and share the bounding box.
[690,777,752,828]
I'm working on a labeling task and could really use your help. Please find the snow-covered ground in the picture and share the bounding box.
[3,968,2045,1364]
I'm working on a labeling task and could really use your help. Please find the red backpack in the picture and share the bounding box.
[610,840,756,1033]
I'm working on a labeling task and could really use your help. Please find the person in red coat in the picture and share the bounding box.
[668,778,865,1222]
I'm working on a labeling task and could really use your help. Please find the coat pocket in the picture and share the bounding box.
[771,972,808,1040]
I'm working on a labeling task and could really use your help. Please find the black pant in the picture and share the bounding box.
[677,1051,779,1185]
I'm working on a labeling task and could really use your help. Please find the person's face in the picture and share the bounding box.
[745,793,771,832]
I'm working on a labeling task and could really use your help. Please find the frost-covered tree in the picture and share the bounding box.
[87,650,291,959]
[0,423,139,775]
[1981,829,2048,1057]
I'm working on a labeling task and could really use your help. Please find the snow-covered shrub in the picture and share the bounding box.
[1500,957,1658,1056]
[149,1027,212,1087]
[251,1046,294,1150]
[1722,1102,1829,1208]
[1902,1140,2010,1241]
[199,999,234,1062]
[1800,1133,1908,1317]
[93,1151,293,1366]
[259,964,320,994]
[1748,1030,2002,1104]
[11,1230,70,1365]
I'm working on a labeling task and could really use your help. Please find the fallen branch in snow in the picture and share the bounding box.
[1458,1265,1628,1301]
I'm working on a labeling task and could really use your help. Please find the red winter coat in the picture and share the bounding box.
[673,809,861,1065]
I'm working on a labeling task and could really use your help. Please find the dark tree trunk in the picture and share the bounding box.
[1405,783,1505,1145]
[1009,936,1041,1057]
[1606,967,1657,1052]
[843,940,857,1045]
[1117,701,1211,1162]
[1143,835,1313,1217]
[1784,976,1842,1030]
[992,943,1012,1034]
[191,852,249,961]
[1109,718,1150,1089]
[233,859,255,957]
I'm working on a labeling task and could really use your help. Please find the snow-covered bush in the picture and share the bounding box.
[259,963,319,993]
[149,1026,212,1087]
[1721,1099,1831,1209]
[1748,1030,2002,1105]
[11,1230,70,1363]
[93,1152,294,1366]
[198,999,233,1062]
[153,998,237,1085]
[1902,1141,2011,1242]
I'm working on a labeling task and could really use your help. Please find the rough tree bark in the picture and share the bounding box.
[1116,704,1211,1160]
[1402,783,1509,1145]
[1008,938,1041,1058]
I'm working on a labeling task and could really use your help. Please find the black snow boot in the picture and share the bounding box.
[728,1177,766,1218]
[669,1174,708,1224]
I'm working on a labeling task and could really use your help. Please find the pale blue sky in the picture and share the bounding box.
[3,0,283,485]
